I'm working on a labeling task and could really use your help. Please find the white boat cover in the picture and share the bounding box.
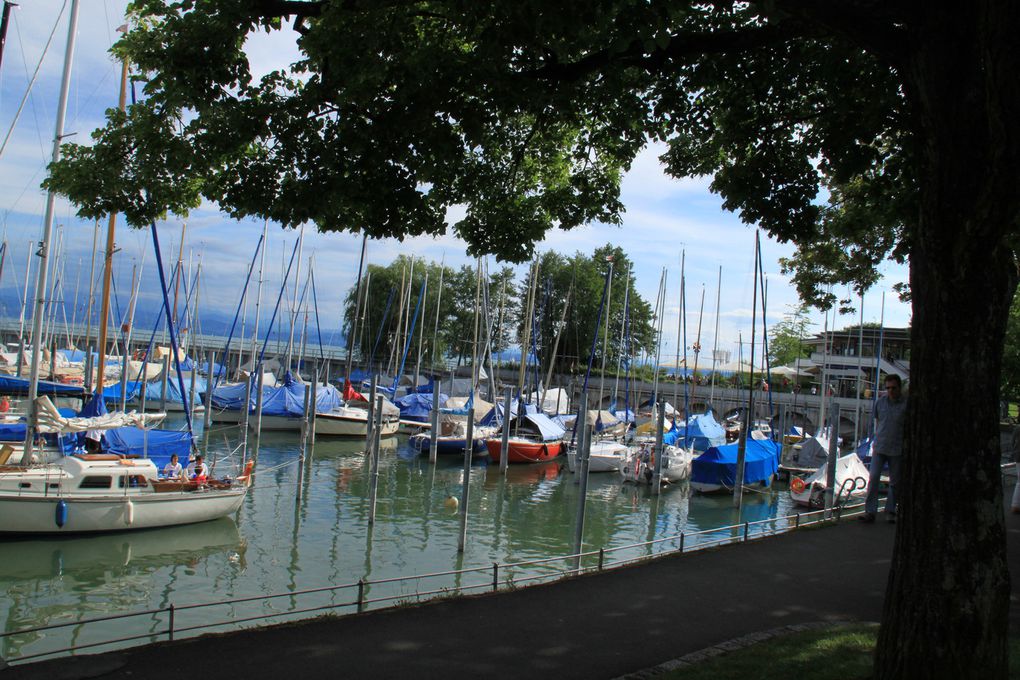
[528,388,569,414]
[790,453,870,506]
[33,396,166,434]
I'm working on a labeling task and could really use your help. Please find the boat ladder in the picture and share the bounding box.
[835,475,867,512]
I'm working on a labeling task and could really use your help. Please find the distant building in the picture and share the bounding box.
[799,327,909,398]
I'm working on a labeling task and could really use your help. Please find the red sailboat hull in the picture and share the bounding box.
[486,439,564,464]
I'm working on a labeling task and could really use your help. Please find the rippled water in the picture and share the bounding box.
[0,417,796,661]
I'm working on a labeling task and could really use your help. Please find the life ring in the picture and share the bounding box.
[790,477,806,494]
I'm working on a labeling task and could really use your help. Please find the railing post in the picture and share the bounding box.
[743,521,749,542]
[168,604,175,641]
[680,532,685,553]
[795,512,801,528]
[492,563,499,592]
[597,548,605,571]
[357,579,366,613]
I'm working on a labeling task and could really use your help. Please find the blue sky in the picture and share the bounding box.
[0,1,912,362]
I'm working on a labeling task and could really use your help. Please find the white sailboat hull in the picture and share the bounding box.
[314,411,400,437]
[0,456,249,534]
[0,490,246,533]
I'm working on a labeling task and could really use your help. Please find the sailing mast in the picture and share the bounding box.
[91,24,130,397]
[595,256,614,413]
[709,266,722,404]
[673,252,685,411]
[23,0,81,460]
[250,220,268,377]
[733,232,761,510]
[610,266,631,407]
[344,233,368,384]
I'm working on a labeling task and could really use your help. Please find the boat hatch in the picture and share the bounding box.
[79,476,112,489]
[18,483,30,489]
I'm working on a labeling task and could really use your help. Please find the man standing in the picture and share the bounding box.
[860,374,908,523]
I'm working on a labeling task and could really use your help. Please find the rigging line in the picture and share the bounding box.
[209,234,264,391]
[2,1,68,160]
[149,221,195,436]
[310,269,325,366]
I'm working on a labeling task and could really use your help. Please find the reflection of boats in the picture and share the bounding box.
[0,518,242,580]
[789,453,869,508]
[483,460,562,487]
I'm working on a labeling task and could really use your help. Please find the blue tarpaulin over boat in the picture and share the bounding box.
[673,411,727,452]
[105,427,192,469]
[520,412,565,441]
[100,380,143,403]
[394,392,447,421]
[207,379,251,410]
[77,392,193,467]
[258,373,343,417]
[142,375,208,405]
[0,374,84,396]
[691,438,781,488]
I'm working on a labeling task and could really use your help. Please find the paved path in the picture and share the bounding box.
[9,493,1020,680]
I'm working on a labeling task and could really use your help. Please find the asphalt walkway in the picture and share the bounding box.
[10,492,1020,680]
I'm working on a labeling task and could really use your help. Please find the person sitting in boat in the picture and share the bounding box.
[188,454,209,482]
[162,454,184,480]
[0,396,10,413]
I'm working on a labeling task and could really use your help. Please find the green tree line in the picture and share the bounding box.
[342,245,656,376]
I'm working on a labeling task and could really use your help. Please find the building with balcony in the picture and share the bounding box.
[798,326,909,398]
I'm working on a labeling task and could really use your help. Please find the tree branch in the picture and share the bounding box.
[528,23,812,83]
[761,0,909,64]
[253,0,324,19]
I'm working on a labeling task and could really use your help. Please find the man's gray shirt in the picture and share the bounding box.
[873,394,907,456]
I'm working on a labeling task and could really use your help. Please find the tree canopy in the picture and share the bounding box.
[42,2,1020,678]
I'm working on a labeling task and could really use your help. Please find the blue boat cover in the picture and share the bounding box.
[521,412,566,442]
[256,373,343,417]
[77,392,193,466]
[208,379,252,410]
[691,439,781,487]
[395,392,447,421]
[100,380,143,402]
[674,411,727,452]
[0,374,84,396]
[142,375,208,405]
[479,399,539,425]
[105,427,193,469]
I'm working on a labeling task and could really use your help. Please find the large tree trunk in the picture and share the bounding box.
[875,3,1019,678]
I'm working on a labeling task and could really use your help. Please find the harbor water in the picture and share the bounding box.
[0,416,796,662]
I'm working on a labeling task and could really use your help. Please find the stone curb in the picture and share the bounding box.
[612,620,873,679]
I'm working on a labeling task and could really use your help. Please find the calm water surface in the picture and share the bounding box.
[0,417,795,660]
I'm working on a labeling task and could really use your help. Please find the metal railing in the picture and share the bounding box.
[0,500,866,665]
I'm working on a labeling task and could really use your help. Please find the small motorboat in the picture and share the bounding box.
[789,453,870,508]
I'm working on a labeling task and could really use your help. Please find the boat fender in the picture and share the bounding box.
[55,499,68,528]
[125,499,134,526]
[790,477,806,494]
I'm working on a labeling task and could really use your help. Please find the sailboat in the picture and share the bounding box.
[3,12,251,534]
